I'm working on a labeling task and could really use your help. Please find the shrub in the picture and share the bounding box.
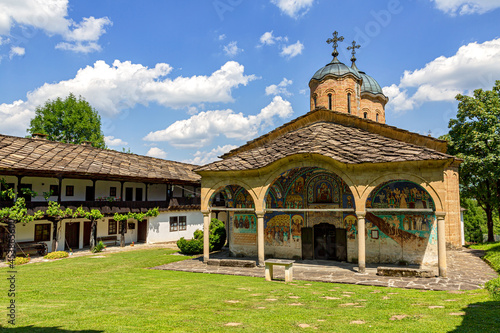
[486,277,500,301]
[177,237,203,255]
[92,240,105,253]
[177,219,227,254]
[44,251,69,259]
[12,257,30,265]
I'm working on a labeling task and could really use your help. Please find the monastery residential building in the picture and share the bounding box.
[196,34,462,277]
[0,133,202,255]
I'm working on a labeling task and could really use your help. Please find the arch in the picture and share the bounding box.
[347,93,352,114]
[201,179,258,211]
[376,113,379,122]
[328,93,332,110]
[366,180,435,211]
[359,172,444,212]
[363,112,368,119]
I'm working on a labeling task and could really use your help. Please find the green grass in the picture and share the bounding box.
[469,242,500,272]
[1,248,499,332]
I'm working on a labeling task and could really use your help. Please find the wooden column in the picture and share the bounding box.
[356,211,366,273]
[203,211,211,262]
[436,212,447,277]
[120,181,125,201]
[256,211,265,267]
[145,183,149,202]
[57,177,63,203]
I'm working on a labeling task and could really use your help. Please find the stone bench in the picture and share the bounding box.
[265,259,295,282]
[377,266,435,278]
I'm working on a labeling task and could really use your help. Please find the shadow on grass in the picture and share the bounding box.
[449,300,500,332]
[0,326,103,332]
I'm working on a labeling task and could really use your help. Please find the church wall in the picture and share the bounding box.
[310,76,360,115]
[444,165,462,247]
[229,211,258,256]
[359,96,385,123]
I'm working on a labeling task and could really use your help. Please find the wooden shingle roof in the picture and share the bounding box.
[196,110,456,172]
[0,134,200,184]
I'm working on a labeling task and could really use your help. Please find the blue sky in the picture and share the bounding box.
[1,0,500,164]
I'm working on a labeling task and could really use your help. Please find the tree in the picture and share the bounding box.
[113,208,159,247]
[461,198,486,243]
[45,201,73,252]
[28,93,106,148]
[446,80,500,242]
[73,207,104,251]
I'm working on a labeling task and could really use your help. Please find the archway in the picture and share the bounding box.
[365,180,437,266]
[264,167,355,261]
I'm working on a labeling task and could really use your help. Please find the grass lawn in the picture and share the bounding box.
[1,248,499,332]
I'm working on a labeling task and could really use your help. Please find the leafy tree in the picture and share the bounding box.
[28,93,106,148]
[446,80,500,242]
[461,198,486,243]
[113,208,159,247]
[45,201,73,252]
[177,218,226,255]
[73,207,104,251]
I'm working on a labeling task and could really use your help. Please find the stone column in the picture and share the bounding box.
[203,211,211,263]
[436,212,447,277]
[356,211,366,273]
[256,211,265,267]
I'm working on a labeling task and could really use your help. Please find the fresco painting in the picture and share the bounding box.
[233,214,257,234]
[367,180,434,210]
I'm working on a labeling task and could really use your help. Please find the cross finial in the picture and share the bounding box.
[347,40,361,64]
[326,31,344,60]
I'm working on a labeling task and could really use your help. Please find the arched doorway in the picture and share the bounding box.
[264,167,354,261]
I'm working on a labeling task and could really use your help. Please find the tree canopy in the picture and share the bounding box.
[446,80,500,242]
[28,93,106,148]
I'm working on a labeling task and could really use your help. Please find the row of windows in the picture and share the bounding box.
[170,216,187,232]
[313,93,353,114]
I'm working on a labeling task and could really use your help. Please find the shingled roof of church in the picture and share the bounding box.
[196,109,456,172]
[0,134,200,184]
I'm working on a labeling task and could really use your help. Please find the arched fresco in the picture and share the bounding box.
[365,180,437,265]
[264,167,356,259]
[210,185,257,256]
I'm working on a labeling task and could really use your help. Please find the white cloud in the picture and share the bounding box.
[218,34,226,41]
[185,145,238,165]
[259,31,288,46]
[280,40,304,58]
[265,78,293,96]
[9,46,25,58]
[104,136,128,147]
[0,60,256,136]
[55,41,101,53]
[431,0,500,15]
[271,0,315,18]
[143,96,293,148]
[384,38,500,112]
[223,41,243,57]
[0,0,111,53]
[146,147,168,159]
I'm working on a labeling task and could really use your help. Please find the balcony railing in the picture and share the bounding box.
[0,197,201,215]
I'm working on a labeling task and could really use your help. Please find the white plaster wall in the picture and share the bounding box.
[17,176,60,202]
[147,211,203,243]
[122,182,146,201]
[95,181,121,200]
[61,179,92,201]
[14,221,52,251]
[149,184,166,201]
[172,185,183,198]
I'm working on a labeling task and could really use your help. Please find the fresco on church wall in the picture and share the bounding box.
[233,214,257,234]
[264,213,303,247]
[366,180,435,210]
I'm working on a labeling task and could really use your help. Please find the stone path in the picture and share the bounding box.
[152,248,498,291]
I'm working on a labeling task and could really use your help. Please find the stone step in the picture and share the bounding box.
[206,259,256,268]
[377,266,435,278]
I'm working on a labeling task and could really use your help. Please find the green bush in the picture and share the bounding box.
[177,218,227,254]
[12,257,30,265]
[486,277,500,301]
[44,251,69,259]
[92,240,106,253]
[177,237,203,255]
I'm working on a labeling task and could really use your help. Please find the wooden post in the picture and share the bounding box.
[120,181,125,201]
[6,219,16,261]
[356,211,366,273]
[57,176,63,203]
[51,219,59,252]
[203,211,211,262]
[436,212,447,277]
[256,211,265,267]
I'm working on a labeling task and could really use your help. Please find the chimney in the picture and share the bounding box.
[32,133,47,140]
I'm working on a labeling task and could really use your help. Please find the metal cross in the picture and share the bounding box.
[326,31,344,58]
[347,40,361,63]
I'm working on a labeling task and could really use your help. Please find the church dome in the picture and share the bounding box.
[311,58,361,81]
[359,71,384,95]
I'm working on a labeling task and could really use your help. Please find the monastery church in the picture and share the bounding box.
[196,32,462,277]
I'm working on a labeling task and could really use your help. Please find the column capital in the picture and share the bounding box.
[435,211,446,220]
[355,211,366,219]
[255,211,265,218]
[201,210,212,216]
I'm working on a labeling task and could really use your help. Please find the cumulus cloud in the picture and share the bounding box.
[218,34,226,41]
[0,0,111,53]
[431,0,500,15]
[270,0,315,18]
[185,145,238,165]
[383,38,500,112]
[146,147,167,159]
[259,31,288,46]
[280,40,304,58]
[223,41,243,57]
[265,78,293,96]
[9,46,25,58]
[104,136,128,147]
[143,96,293,148]
[0,60,256,136]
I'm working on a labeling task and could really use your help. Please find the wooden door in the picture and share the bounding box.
[335,228,347,261]
[301,227,313,260]
[65,222,80,250]
[137,220,147,243]
[83,222,91,247]
[314,223,336,260]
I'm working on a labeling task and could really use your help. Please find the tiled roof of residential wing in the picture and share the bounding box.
[0,134,200,183]
[196,120,455,172]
